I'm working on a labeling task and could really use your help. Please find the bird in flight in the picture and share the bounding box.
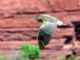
[33,14,65,50]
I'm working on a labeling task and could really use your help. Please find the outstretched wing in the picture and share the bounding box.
[38,29,52,46]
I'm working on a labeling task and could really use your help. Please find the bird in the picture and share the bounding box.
[33,14,65,50]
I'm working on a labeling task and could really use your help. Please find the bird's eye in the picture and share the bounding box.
[35,16,41,20]
[36,16,39,18]
[35,16,39,20]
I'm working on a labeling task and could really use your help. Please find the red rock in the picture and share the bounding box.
[47,0,63,11]
[6,33,32,41]
[0,0,52,16]
[49,12,69,20]
[0,41,37,49]
[62,14,80,23]
[0,28,38,41]
[0,0,79,16]
[0,1,80,59]
[47,0,79,11]
[56,0,79,10]
[77,0,80,8]
[53,28,74,37]
[22,0,52,12]
[0,17,40,28]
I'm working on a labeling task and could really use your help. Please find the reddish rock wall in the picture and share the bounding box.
[0,0,80,41]
[0,1,80,59]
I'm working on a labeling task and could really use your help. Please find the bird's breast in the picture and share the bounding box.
[39,22,57,34]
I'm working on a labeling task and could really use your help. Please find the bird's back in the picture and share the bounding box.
[39,21,57,34]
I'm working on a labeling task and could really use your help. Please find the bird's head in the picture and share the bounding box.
[32,14,64,25]
[32,14,57,23]
[32,15,43,23]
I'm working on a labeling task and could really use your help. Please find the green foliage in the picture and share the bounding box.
[0,54,7,60]
[20,44,41,60]
[58,55,78,60]
[57,56,65,60]
[66,55,77,60]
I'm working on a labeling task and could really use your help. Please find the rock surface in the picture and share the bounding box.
[0,0,80,60]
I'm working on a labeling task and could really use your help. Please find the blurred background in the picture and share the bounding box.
[0,0,80,60]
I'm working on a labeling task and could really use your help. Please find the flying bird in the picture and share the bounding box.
[33,14,65,50]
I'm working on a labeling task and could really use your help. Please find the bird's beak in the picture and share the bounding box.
[32,18,35,20]
[31,18,36,21]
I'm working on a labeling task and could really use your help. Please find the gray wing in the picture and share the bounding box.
[38,29,52,46]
